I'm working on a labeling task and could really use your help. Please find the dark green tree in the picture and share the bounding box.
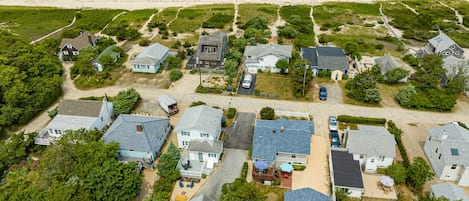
[291,60,313,97]
[221,178,266,201]
[276,59,289,74]
[260,107,275,120]
[407,157,434,192]
[385,163,407,184]
[113,88,141,115]
[169,70,183,82]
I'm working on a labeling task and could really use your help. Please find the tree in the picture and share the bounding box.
[446,62,469,95]
[169,70,183,82]
[260,107,275,120]
[335,188,350,201]
[276,59,289,74]
[407,157,434,192]
[113,88,141,115]
[165,56,182,69]
[221,178,266,201]
[384,68,409,84]
[419,192,450,201]
[385,163,407,184]
[396,84,417,108]
[344,41,361,60]
[291,60,313,97]
[156,151,180,181]
[364,88,381,104]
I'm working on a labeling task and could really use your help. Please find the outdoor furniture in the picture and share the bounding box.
[280,163,294,173]
[186,180,194,188]
[179,181,184,188]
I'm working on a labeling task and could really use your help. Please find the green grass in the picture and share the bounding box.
[446,31,469,48]
[258,185,289,201]
[313,2,380,25]
[69,9,126,33]
[152,7,179,25]
[74,71,119,90]
[280,5,310,20]
[104,9,156,31]
[237,4,279,25]
[319,33,403,57]
[402,0,457,21]
[169,4,234,33]
[0,6,77,40]
[440,0,469,15]
[279,5,316,47]
[255,72,313,101]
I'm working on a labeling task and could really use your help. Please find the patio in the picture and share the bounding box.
[362,174,398,200]
[248,161,292,188]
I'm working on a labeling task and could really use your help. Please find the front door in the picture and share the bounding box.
[198,152,203,161]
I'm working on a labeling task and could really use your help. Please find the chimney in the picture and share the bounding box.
[136,124,143,133]
[280,126,285,133]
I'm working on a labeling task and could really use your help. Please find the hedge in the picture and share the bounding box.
[293,165,306,171]
[227,108,237,119]
[387,120,410,167]
[337,115,386,125]
[241,162,248,179]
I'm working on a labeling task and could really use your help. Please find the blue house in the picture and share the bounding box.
[301,46,349,80]
[252,118,314,167]
[102,114,171,165]
[284,187,331,201]
[131,43,169,73]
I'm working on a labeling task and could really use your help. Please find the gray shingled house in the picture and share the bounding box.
[431,183,469,201]
[330,148,364,198]
[188,32,228,69]
[284,187,331,201]
[374,55,409,82]
[301,46,349,80]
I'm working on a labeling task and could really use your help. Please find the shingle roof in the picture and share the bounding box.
[102,114,170,153]
[196,31,228,62]
[58,99,104,117]
[252,118,314,163]
[174,105,223,136]
[331,149,364,189]
[429,123,469,167]
[346,125,396,158]
[131,43,169,65]
[244,43,292,59]
[428,32,460,54]
[284,188,331,201]
[375,55,398,74]
[59,31,98,50]
[431,183,469,201]
[429,123,469,141]
[188,139,223,153]
[47,115,98,131]
[301,46,349,71]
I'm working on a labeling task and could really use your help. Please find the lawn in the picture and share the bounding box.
[73,71,120,90]
[169,4,234,33]
[237,4,279,25]
[103,9,156,31]
[255,73,314,101]
[0,6,77,40]
[258,185,288,201]
[68,9,126,33]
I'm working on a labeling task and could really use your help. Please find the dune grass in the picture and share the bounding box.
[104,9,156,31]
[68,9,126,33]
[169,4,234,33]
[237,4,279,25]
[313,2,380,26]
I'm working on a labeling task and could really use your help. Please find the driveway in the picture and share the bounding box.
[196,149,248,201]
[237,73,256,95]
[313,81,343,104]
[224,112,255,150]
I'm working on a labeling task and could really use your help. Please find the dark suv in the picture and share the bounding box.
[330,131,340,147]
[319,87,327,100]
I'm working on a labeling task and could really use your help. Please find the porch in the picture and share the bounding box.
[177,152,213,179]
[35,129,58,145]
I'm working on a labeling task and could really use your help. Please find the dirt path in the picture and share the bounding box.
[438,1,469,31]
[230,3,239,36]
[140,13,157,38]
[98,11,127,35]
[269,7,285,38]
[398,2,419,15]
[379,4,403,39]
[30,16,76,44]
[309,6,319,45]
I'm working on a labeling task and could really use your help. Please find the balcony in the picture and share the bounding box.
[35,129,59,145]
[252,166,279,182]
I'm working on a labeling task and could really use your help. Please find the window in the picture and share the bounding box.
[200,133,209,138]
[438,153,442,160]
[380,156,385,161]
[208,153,217,158]
[371,159,375,163]
[181,131,190,136]
[63,51,69,55]
[428,136,432,141]
[451,164,458,169]
[182,141,189,146]
[360,155,364,159]
[100,117,104,122]
[435,148,438,153]
[72,51,79,55]
[291,154,296,158]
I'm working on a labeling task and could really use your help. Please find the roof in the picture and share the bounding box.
[301,46,349,71]
[95,45,120,64]
[58,99,104,117]
[244,43,292,59]
[196,31,228,61]
[102,114,170,153]
[346,125,396,158]
[428,32,461,54]
[188,139,223,153]
[252,118,314,163]
[132,43,169,65]
[59,31,98,50]
[175,105,223,135]
[431,183,469,201]
[429,123,469,142]
[331,149,364,189]
[375,55,398,74]
[190,194,215,201]
[47,114,98,131]
[158,94,177,106]
[284,188,331,201]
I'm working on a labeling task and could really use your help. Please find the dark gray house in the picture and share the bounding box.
[284,187,331,201]
[301,46,349,80]
[188,32,228,69]
[59,31,98,60]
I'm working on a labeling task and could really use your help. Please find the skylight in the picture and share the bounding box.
[451,148,459,156]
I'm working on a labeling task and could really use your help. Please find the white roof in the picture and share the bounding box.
[346,125,396,157]
[175,105,223,135]
[131,43,169,65]
[428,32,460,53]
[47,114,97,130]
[244,43,292,59]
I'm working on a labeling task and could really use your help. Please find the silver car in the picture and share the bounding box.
[329,116,338,131]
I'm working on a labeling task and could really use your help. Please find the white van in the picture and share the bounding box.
[242,74,253,89]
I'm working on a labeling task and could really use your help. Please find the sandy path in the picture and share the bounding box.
[98,11,127,35]
[30,16,76,44]
[379,4,403,39]
[398,2,419,15]
[438,1,469,31]
[269,7,285,38]
[140,13,157,38]
[309,6,319,45]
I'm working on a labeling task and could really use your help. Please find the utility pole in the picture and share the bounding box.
[196,57,202,86]
[302,64,307,96]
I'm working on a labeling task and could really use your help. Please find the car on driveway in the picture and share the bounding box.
[319,87,327,100]
[330,131,340,147]
[329,116,338,131]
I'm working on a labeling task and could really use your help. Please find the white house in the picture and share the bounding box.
[330,148,365,198]
[424,122,469,186]
[345,125,396,173]
[174,105,223,148]
[244,43,292,74]
[35,98,113,145]
[177,139,223,179]
[131,43,169,73]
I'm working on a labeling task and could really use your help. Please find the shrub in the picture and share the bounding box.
[318,70,331,78]
[190,101,206,107]
[260,107,275,120]
[272,180,281,186]
[388,121,410,167]
[241,162,248,179]
[169,70,183,82]
[375,43,384,49]
[385,163,407,184]
[337,115,386,125]
[139,38,150,46]
[201,174,207,179]
[48,107,58,119]
[292,165,306,171]
[113,88,141,115]
[227,108,237,119]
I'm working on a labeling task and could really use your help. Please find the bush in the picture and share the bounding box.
[375,43,384,49]
[260,107,275,120]
[113,88,141,115]
[337,115,386,125]
[48,107,58,119]
[388,121,410,167]
[317,70,331,78]
[227,108,237,119]
[385,163,407,184]
[292,165,306,171]
[201,173,207,179]
[272,180,281,186]
[169,70,183,82]
[139,38,150,46]
[190,101,206,107]
[241,162,248,179]
[196,85,224,94]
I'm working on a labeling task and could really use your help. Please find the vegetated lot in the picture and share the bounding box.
[169,4,234,33]
[150,7,179,25]
[103,9,156,33]
[279,5,315,47]
[255,73,313,101]
[314,3,403,56]
[258,185,289,201]
[237,4,279,25]
[66,9,126,33]
[377,83,405,108]
[0,6,77,40]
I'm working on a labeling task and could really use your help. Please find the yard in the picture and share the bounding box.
[169,4,234,33]
[237,4,279,25]
[255,73,314,101]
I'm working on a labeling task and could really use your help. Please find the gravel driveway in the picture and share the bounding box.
[224,112,255,150]
[196,149,248,201]
[314,82,343,104]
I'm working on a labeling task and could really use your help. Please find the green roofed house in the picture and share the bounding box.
[93,45,121,72]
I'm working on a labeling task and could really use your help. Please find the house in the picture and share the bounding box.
[423,122,469,186]
[345,125,397,173]
[330,148,365,198]
[92,45,121,72]
[174,105,223,148]
[102,114,171,165]
[131,43,169,73]
[431,183,469,201]
[177,139,223,179]
[301,46,349,80]
[284,187,331,201]
[374,55,409,82]
[188,32,228,69]
[243,43,292,73]
[59,31,98,60]
[252,118,315,166]
[35,98,113,145]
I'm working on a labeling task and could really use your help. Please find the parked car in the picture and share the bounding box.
[242,74,253,89]
[330,131,340,147]
[319,87,327,100]
[329,116,338,131]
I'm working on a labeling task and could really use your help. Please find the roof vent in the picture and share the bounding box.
[273,130,276,134]
[136,124,143,133]
[441,134,448,140]
[280,126,285,133]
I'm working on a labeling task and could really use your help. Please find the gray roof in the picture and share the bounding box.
[428,32,461,54]
[47,114,98,130]
[301,46,349,71]
[132,43,169,65]
[59,31,98,50]
[190,194,215,201]
[429,123,469,167]
[331,149,364,189]
[58,99,104,117]
[175,105,223,135]
[196,31,228,62]
[252,118,314,163]
[431,183,469,201]
[429,123,469,141]
[102,114,170,153]
[375,55,398,74]
[346,125,396,158]
[284,187,331,201]
[187,139,223,153]
[244,43,292,59]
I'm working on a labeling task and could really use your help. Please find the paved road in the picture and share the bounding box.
[237,73,256,95]
[196,149,248,201]
[224,112,256,150]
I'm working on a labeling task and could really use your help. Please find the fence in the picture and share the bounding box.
[275,109,310,120]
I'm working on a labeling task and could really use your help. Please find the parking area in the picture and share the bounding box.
[237,73,256,95]
[313,81,343,104]
[224,112,256,150]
